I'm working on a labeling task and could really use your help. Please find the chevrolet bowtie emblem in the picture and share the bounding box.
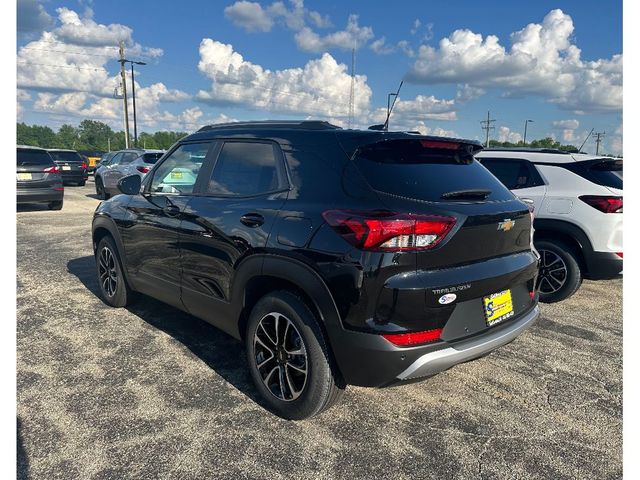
[498,219,515,232]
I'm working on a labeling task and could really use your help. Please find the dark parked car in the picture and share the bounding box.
[47,149,89,186]
[92,121,540,419]
[17,145,64,210]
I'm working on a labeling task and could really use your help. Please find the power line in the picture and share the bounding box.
[19,47,119,58]
[348,42,356,128]
[17,61,107,72]
[480,111,496,147]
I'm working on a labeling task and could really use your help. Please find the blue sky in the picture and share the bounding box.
[17,0,622,154]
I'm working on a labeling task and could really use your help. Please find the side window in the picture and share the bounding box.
[149,143,210,194]
[109,153,123,166]
[121,152,139,165]
[208,142,285,196]
[479,158,543,190]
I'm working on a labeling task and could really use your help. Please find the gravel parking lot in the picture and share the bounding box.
[17,181,622,480]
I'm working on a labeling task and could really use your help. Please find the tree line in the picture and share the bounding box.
[17,120,189,152]
[488,137,579,151]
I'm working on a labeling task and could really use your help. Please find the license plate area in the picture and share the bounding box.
[17,173,32,181]
[62,166,71,171]
[483,289,514,327]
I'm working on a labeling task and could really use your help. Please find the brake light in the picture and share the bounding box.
[579,195,622,213]
[529,291,535,301]
[616,252,623,258]
[44,166,60,174]
[383,328,442,346]
[322,210,456,251]
[80,163,88,169]
[136,166,150,174]
[420,140,460,150]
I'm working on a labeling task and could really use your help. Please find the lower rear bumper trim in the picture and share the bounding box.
[397,305,539,380]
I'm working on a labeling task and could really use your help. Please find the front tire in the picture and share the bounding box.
[95,236,134,307]
[535,239,582,303]
[246,291,344,420]
[95,177,108,200]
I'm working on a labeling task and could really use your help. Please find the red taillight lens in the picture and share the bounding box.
[383,328,443,346]
[579,195,623,213]
[322,210,456,251]
[420,140,460,150]
[80,163,88,169]
[136,166,150,174]
[529,291,535,301]
[44,166,60,174]
[616,252,623,258]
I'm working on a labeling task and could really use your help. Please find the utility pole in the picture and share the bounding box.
[592,131,606,155]
[523,119,534,145]
[118,41,130,149]
[480,111,496,147]
[348,42,356,129]
[107,137,111,152]
[128,61,146,146]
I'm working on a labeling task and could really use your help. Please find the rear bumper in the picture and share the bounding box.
[61,172,88,183]
[17,188,64,204]
[397,305,539,380]
[584,251,623,280]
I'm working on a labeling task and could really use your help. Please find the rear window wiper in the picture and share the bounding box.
[441,189,492,200]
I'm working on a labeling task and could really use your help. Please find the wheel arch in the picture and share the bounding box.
[533,218,592,273]
[92,215,133,285]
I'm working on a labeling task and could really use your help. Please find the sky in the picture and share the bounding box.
[16,0,623,154]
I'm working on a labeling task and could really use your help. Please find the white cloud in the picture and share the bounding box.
[407,9,622,113]
[410,19,421,35]
[397,40,415,58]
[308,10,332,29]
[294,15,373,52]
[196,38,372,118]
[369,37,394,55]
[456,84,485,103]
[497,126,522,143]
[552,119,579,130]
[224,1,274,33]
[368,95,457,125]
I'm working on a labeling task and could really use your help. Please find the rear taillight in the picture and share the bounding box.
[44,166,60,174]
[322,210,456,251]
[616,252,623,258]
[80,163,88,169]
[383,328,443,346]
[579,195,622,213]
[136,166,150,174]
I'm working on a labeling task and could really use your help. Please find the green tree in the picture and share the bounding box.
[78,120,114,151]
[152,131,188,150]
[54,124,80,149]
[17,123,56,147]
[138,132,158,149]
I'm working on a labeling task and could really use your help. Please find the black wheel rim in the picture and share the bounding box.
[253,312,308,402]
[98,246,118,297]
[537,249,568,294]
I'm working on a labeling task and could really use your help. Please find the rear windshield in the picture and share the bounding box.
[353,140,515,202]
[585,159,622,189]
[49,151,84,163]
[17,149,54,166]
[142,153,163,164]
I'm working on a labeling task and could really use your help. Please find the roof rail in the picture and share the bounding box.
[482,147,576,154]
[197,120,341,132]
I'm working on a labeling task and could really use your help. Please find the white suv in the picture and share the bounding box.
[476,148,622,303]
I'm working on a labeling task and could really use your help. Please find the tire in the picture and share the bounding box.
[95,236,134,307]
[48,200,63,210]
[535,239,582,303]
[95,177,108,200]
[246,290,345,420]
[78,180,86,187]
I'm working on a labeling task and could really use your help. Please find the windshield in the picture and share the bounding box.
[353,139,514,202]
[17,149,54,166]
[49,151,84,163]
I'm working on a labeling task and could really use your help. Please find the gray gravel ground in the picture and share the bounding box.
[17,182,622,479]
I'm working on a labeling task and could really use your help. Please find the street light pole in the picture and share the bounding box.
[523,119,534,145]
[126,60,146,148]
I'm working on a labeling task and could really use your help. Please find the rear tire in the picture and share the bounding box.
[246,290,344,420]
[95,236,134,307]
[535,239,582,303]
[95,177,108,200]
[48,200,63,210]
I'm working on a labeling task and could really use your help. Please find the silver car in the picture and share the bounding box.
[94,148,164,199]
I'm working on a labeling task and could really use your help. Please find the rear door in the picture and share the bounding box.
[111,151,140,186]
[179,140,289,333]
[122,142,214,309]
[477,157,547,213]
[101,152,123,190]
[17,148,58,189]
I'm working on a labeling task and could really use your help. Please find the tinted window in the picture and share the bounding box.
[353,140,514,202]
[479,158,544,190]
[17,149,54,166]
[149,143,210,194]
[109,153,124,165]
[208,142,283,196]
[49,151,83,163]
[142,153,163,164]
[586,159,622,189]
[120,152,139,164]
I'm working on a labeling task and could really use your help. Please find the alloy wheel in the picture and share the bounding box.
[253,312,308,401]
[537,249,568,294]
[98,246,118,297]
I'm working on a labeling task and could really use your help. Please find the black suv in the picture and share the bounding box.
[92,121,540,419]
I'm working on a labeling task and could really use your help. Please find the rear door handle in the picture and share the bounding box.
[240,213,265,227]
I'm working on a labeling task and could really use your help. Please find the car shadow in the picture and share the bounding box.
[17,417,29,480]
[66,256,265,408]
[85,193,102,200]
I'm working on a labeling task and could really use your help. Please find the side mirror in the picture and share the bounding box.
[117,174,142,195]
